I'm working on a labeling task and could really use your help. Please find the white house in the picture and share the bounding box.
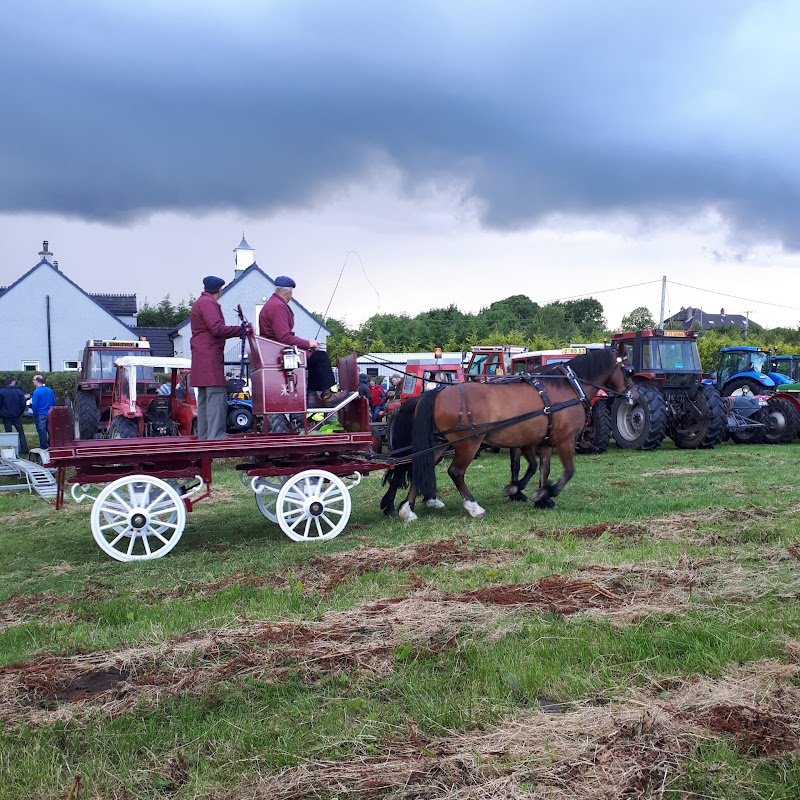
[0,242,137,372]
[170,236,331,366]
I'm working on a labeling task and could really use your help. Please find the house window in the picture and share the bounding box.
[366,367,379,377]
[63,360,79,371]
[21,361,39,371]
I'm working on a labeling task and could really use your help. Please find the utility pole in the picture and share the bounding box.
[743,310,751,339]
[658,275,666,329]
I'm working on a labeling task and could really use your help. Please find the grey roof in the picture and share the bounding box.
[0,259,136,334]
[91,293,138,316]
[664,306,753,330]
[132,327,174,358]
[234,235,254,251]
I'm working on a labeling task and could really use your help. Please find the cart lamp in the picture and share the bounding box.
[434,347,442,360]
[282,347,301,372]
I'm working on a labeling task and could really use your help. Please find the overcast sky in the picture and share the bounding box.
[2,0,800,330]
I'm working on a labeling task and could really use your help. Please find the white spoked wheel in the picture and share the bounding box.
[254,476,287,523]
[276,469,352,542]
[90,475,186,562]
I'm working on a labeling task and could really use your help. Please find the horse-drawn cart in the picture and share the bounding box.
[46,330,388,562]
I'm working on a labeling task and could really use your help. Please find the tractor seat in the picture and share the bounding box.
[145,397,172,425]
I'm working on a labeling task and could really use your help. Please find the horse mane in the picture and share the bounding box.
[560,347,615,382]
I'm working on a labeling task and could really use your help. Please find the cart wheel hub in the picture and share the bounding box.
[130,512,147,529]
[308,500,323,516]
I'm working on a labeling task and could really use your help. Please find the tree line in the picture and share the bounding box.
[138,295,800,368]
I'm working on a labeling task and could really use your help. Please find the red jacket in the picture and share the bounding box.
[258,292,311,349]
[190,292,242,387]
[370,385,386,407]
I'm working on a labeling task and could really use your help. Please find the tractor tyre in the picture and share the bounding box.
[109,417,138,439]
[576,402,612,454]
[611,384,667,450]
[764,397,800,444]
[672,384,727,449]
[227,407,253,433]
[267,413,291,434]
[729,408,768,445]
[722,377,766,397]
[74,392,100,440]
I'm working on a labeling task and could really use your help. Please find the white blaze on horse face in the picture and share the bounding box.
[463,500,486,518]
[398,502,418,523]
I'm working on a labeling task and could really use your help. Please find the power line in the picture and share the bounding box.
[668,280,800,312]
[539,279,662,305]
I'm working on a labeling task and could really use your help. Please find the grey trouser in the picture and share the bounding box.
[197,386,228,439]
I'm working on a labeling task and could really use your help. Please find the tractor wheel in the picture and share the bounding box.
[576,402,612,454]
[611,384,667,450]
[672,384,727,449]
[267,413,291,434]
[722,377,766,397]
[109,417,139,439]
[729,408,768,445]
[764,397,800,444]
[227,407,253,433]
[74,392,100,440]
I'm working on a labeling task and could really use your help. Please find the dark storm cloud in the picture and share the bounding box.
[2,0,798,245]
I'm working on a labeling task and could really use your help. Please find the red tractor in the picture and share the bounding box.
[73,338,152,439]
[107,357,197,438]
[610,329,726,450]
[465,345,527,382]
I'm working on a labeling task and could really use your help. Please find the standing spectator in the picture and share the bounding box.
[358,373,373,413]
[0,376,29,455]
[369,378,386,422]
[31,375,56,449]
[190,275,246,439]
[386,375,402,402]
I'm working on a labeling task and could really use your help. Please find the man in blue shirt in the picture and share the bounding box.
[31,375,56,449]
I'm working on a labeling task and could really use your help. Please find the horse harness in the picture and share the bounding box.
[438,365,593,447]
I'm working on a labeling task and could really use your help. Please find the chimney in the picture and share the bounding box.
[38,240,54,263]
[53,260,59,271]
[720,307,725,316]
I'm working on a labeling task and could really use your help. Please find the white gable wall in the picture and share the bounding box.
[171,271,328,361]
[0,264,134,371]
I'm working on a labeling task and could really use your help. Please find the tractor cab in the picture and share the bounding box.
[769,354,800,383]
[611,329,703,392]
[465,345,527,382]
[399,356,465,404]
[109,357,196,438]
[716,346,790,396]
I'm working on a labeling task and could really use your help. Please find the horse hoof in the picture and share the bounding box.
[464,500,486,518]
[425,498,445,509]
[398,503,418,523]
[503,484,517,497]
[534,497,556,509]
[508,492,527,502]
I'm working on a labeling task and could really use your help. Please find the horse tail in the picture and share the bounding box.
[379,398,417,514]
[411,389,440,499]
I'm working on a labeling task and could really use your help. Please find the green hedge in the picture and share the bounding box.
[0,371,78,404]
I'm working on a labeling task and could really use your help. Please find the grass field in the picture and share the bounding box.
[1,440,799,799]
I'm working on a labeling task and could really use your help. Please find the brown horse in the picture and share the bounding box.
[398,347,634,521]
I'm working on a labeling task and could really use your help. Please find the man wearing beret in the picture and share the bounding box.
[259,276,348,408]
[190,276,247,438]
